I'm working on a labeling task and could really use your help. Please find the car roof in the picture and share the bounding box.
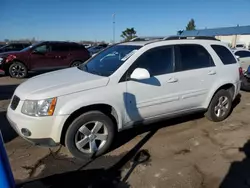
[117,38,224,47]
[117,41,154,46]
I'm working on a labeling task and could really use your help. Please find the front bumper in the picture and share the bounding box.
[7,104,69,147]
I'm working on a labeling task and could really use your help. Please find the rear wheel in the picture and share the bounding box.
[205,89,232,122]
[65,111,115,160]
[70,61,83,67]
[9,61,27,78]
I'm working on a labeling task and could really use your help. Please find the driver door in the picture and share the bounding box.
[124,45,182,123]
[29,43,56,70]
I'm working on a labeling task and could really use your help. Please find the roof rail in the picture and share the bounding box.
[164,36,220,41]
[130,36,166,41]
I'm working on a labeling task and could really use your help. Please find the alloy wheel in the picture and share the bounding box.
[214,96,229,117]
[11,64,26,78]
[75,121,108,154]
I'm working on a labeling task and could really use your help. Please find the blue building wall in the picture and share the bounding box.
[180,25,250,36]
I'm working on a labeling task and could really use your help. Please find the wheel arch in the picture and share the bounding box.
[60,103,119,145]
[4,59,28,71]
[204,83,235,108]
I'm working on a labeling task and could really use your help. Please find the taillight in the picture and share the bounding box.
[6,55,16,63]
[239,67,243,76]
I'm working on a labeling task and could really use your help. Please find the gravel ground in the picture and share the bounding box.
[1,75,250,188]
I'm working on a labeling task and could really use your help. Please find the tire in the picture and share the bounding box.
[9,61,28,78]
[70,61,83,67]
[205,89,232,122]
[241,76,250,91]
[65,111,115,160]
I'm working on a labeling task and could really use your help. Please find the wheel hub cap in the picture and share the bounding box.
[214,96,229,117]
[75,121,108,154]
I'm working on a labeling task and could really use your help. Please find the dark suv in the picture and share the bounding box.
[0,41,90,78]
[0,43,31,53]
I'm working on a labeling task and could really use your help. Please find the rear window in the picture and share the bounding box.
[211,45,236,65]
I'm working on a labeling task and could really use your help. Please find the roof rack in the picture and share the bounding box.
[130,36,166,41]
[164,36,220,41]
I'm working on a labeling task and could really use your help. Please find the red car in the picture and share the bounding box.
[0,41,90,78]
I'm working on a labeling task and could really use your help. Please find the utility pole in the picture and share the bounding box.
[112,13,115,44]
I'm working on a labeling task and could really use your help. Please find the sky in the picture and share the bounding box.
[1,0,250,42]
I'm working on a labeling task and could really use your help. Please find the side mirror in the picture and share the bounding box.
[130,68,150,80]
[236,55,240,61]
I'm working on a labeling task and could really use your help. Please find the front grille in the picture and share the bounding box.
[10,95,20,110]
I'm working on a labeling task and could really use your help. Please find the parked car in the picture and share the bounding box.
[241,65,250,91]
[0,43,31,53]
[88,44,108,56]
[0,41,90,78]
[7,36,241,160]
[233,49,250,71]
[233,49,250,91]
[235,43,246,49]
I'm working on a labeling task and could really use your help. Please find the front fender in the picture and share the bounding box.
[56,94,124,129]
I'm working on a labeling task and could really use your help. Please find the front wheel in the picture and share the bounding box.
[205,89,232,122]
[9,61,28,78]
[65,111,115,160]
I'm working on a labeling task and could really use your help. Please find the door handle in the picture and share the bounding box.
[208,70,216,75]
[167,77,178,83]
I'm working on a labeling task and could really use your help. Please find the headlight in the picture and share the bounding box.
[21,98,57,116]
[0,57,3,64]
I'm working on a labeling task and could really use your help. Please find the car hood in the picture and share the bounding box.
[14,67,110,100]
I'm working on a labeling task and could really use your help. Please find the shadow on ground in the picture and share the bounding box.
[0,111,17,143]
[220,140,250,188]
[18,131,155,188]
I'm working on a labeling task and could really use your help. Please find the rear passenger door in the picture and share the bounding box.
[50,43,70,68]
[174,44,217,109]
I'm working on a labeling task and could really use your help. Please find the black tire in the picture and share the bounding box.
[70,61,83,67]
[9,61,28,78]
[205,89,232,122]
[241,76,250,91]
[65,111,115,160]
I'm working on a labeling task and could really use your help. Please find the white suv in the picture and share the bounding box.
[7,36,241,159]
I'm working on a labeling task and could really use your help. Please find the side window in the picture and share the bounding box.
[131,46,174,76]
[33,44,49,53]
[51,43,69,52]
[211,45,236,65]
[235,51,250,58]
[176,44,214,71]
[13,44,25,50]
[69,44,82,51]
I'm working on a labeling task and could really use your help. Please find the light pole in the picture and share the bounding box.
[112,13,115,44]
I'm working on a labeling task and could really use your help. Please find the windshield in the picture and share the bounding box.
[79,44,141,76]
[0,45,8,49]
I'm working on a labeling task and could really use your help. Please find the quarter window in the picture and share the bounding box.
[176,44,214,71]
[51,43,69,52]
[131,46,174,76]
[211,45,236,65]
